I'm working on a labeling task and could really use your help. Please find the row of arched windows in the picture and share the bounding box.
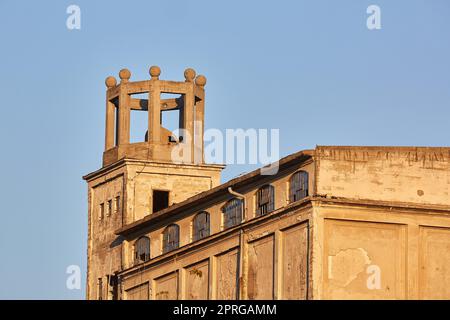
[134,212,210,263]
[134,171,309,264]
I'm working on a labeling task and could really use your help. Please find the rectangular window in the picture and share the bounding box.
[289,171,309,203]
[223,199,243,229]
[256,185,275,216]
[153,190,169,213]
[98,278,103,300]
[163,225,180,253]
[106,199,112,217]
[114,195,120,213]
[99,203,104,220]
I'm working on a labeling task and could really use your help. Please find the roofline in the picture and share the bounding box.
[82,158,226,181]
[316,145,450,151]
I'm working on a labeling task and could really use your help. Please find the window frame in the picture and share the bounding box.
[152,189,170,214]
[162,224,180,254]
[106,199,112,217]
[114,195,120,214]
[289,170,309,203]
[192,211,210,242]
[222,198,243,230]
[99,203,104,220]
[134,236,151,264]
[255,184,275,217]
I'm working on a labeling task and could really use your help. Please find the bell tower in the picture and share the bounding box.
[83,66,224,299]
[103,65,208,166]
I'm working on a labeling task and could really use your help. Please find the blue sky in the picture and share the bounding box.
[0,0,449,299]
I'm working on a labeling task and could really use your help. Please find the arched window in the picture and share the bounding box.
[256,185,275,216]
[134,236,150,263]
[163,224,180,253]
[193,211,210,242]
[289,171,309,202]
[222,198,243,229]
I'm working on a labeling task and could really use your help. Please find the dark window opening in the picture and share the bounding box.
[193,211,210,242]
[97,278,103,300]
[289,171,309,203]
[256,185,275,216]
[153,190,169,213]
[163,224,180,253]
[222,198,243,229]
[134,236,151,263]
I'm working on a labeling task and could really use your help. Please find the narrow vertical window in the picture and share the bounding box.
[289,171,309,203]
[97,278,103,300]
[193,211,210,242]
[99,203,104,220]
[163,224,180,253]
[222,198,243,229]
[256,185,275,216]
[106,199,112,217]
[114,195,120,213]
[134,236,150,263]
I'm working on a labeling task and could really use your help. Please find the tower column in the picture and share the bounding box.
[105,76,117,150]
[118,69,131,145]
[149,66,162,144]
[194,75,206,164]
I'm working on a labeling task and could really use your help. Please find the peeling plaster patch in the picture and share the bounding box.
[328,248,371,287]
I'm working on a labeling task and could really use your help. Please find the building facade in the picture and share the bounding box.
[84,67,450,300]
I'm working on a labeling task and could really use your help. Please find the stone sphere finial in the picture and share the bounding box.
[105,76,117,88]
[119,69,131,83]
[149,65,161,79]
[184,68,196,82]
[195,75,207,87]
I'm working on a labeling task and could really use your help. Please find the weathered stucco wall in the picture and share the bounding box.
[121,205,312,300]
[85,160,222,300]
[312,146,450,300]
[312,201,450,299]
[87,167,126,300]
[120,161,313,271]
[125,161,222,223]
[315,146,450,206]
[87,146,450,300]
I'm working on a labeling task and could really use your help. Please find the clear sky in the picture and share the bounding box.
[0,0,449,299]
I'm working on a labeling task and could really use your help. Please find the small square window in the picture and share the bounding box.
[99,203,104,220]
[153,190,169,213]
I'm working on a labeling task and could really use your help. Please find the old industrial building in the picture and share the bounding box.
[83,66,450,300]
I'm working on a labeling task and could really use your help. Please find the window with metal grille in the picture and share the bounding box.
[289,171,309,202]
[134,236,150,263]
[162,224,180,253]
[192,211,210,242]
[222,198,243,229]
[256,185,275,216]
